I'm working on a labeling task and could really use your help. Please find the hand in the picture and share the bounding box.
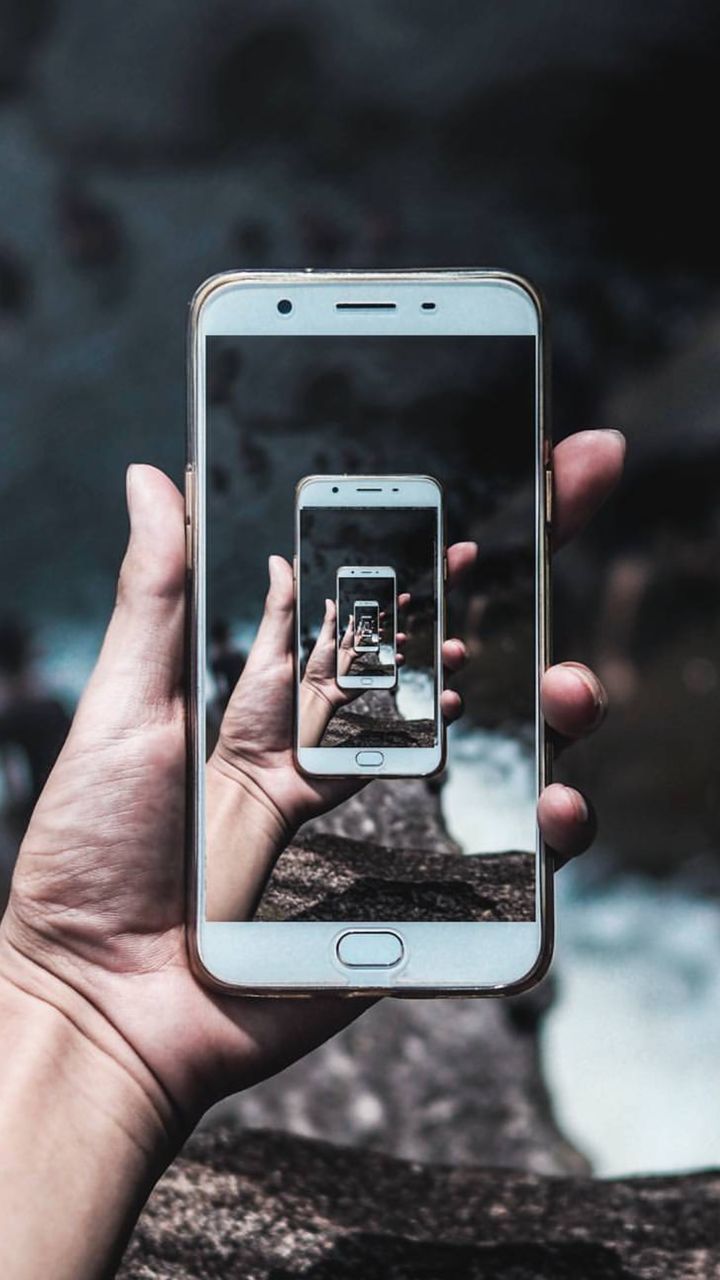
[304,592,411,717]
[0,432,624,1232]
[210,556,473,852]
[207,561,474,918]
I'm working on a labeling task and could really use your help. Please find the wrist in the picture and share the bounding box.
[205,757,293,920]
[0,966,178,1278]
[297,681,337,749]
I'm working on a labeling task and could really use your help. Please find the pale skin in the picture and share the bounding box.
[0,429,625,1279]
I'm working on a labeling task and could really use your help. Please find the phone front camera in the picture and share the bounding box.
[332,486,339,493]
[277,299,293,315]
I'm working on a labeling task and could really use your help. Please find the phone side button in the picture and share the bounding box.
[336,930,404,968]
[355,750,384,767]
[545,467,553,524]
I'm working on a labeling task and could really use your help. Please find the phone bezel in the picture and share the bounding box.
[297,477,442,776]
[187,269,552,998]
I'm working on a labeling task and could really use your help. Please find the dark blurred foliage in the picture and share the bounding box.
[1,0,719,875]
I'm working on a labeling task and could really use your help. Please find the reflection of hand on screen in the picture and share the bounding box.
[300,595,409,746]
[339,613,355,673]
[206,552,473,920]
[299,599,359,747]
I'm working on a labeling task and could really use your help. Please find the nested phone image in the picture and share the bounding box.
[355,607,378,649]
[188,269,550,996]
[336,566,397,690]
[300,491,438,774]
[353,602,379,652]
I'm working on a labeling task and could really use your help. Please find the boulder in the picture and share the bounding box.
[321,707,436,750]
[120,1126,720,1279]
[257,835,534,922]
[302,775,459,856]
[206,993,580,1177]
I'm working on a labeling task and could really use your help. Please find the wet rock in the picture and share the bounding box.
[258,834,534,922]
[120,1126,720,1279]
[321,707,436,749]
[206,991,579,1176]
[303,774,459,856]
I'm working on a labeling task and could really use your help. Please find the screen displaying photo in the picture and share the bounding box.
[299,510,436,744]
[205,336,537,925]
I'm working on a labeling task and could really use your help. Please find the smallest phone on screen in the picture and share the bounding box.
[294,475,444,780]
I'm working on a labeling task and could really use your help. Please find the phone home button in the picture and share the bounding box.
[336,930,404,968]
[355,750,384,767]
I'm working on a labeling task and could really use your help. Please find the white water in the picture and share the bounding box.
[441,724,536,854]
[543,867,720,1175]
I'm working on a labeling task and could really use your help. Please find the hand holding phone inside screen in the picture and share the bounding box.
[299,593,405,753]
[295,480,446,774]
[206,542,474,920]
[337,570,397,688]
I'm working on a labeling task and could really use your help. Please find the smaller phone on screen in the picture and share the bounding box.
[336,566,397,692]
[295,477,444,779]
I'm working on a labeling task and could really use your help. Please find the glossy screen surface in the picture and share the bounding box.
[204,336,538,924]
[299,510,435,738]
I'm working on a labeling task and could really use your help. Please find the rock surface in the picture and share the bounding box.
[206,992,580,1176]
[258,834,534,922]
[301,758,460,858]
[321,706,436,749]
[120,1126,720,1279]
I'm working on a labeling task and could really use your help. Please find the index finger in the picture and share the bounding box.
[553,429,625,549]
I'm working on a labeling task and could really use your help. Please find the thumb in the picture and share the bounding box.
[72,465,186,735]
[305,597,337,676]
[242,555,294,672]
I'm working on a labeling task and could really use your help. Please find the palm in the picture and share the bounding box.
[0,431,624,1127]
[0,474,360,1119]
[212,555,362,829]
[212,555,465,826]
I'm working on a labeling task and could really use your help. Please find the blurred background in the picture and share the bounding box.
[2,0,720,1177]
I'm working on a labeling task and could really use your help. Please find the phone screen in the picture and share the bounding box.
[341,577,393,675]
[204,335,538,926]
[298,499,438,754]
[352,602,380,653]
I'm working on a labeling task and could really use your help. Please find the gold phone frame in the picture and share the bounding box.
[186,269,552,998]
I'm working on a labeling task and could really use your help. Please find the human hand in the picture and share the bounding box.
[211,558,472,849]
[207,564,474,919]
[0,430,624,1158]
[306,593,409,710]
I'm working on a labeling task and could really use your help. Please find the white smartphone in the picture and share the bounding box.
[297,490,436,776]
[188,269,551,997]
[336,567,397,686]
[353,604,379,652]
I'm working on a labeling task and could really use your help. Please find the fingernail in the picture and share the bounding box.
[559,784,589,824]
[599,428,626,455]
[125,463,146,532]
[126,463,136,516]
[561,662,608,729]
